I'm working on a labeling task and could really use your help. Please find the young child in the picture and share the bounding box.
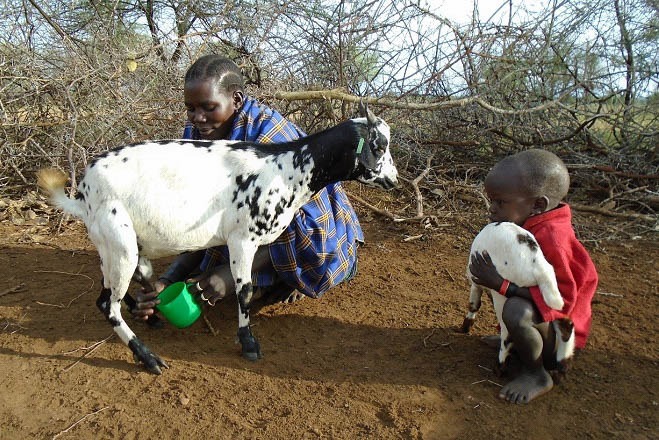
[469,149,598,404]
[131,55,363,319]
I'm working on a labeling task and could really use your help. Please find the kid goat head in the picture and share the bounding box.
[37,104,397,374]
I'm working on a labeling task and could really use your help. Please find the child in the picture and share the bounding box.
[131,55,363,319]
[469,149,598,404]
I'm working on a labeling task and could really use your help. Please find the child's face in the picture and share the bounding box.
[184,78,241,140]
[484,174,539,226]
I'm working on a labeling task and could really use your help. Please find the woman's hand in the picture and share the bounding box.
[131,279,168,320]
[187,264,235,306]
[469,251,505,292]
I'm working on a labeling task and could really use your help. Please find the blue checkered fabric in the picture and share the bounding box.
[185,97,363,298]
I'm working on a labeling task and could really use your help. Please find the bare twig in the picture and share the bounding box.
[598,291,624,298]
[411,156,433,217]
[403,234,424,242]
[422,328,437,348]
[393,156,433,223]
[203,313,218,336]
[423,328,452,350]
[31,269,94,308]
[0,283,25,298]
[591,165,659,180]
[33,269,94,285]
[444,268,456,283]
[61,334,114,372]
[35,301,66,308]
[600,186,648,205]
[346,191,396,220]
[571,203,656,222]
[52,406,110,439]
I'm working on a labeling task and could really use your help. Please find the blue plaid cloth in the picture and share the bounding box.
[185,97,364,298]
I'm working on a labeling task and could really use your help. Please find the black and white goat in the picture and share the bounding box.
[461,222,575,376]
[38,104,398,374]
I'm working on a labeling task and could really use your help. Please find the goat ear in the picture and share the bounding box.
[357,136,378,170]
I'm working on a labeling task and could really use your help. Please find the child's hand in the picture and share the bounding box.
[469,251,505,292]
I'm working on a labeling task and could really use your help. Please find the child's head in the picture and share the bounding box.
[184,55,246,140]
[484,149,570,225]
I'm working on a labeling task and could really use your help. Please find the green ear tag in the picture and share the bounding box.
[356,138,365,154]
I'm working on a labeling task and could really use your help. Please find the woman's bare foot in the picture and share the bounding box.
[499,367,553,404]
[281,290,305,304]
[256,279,304,305]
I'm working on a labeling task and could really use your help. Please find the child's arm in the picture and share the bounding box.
[469,251,533,300]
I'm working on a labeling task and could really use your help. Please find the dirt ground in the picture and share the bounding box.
[0,192,657,440]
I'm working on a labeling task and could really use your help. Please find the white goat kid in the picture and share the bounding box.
[461,222,575,376]
[38,104,398,374]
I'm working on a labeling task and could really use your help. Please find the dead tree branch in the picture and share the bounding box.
[265,88,577,115]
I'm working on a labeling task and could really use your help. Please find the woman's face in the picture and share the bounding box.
[184,78,242,140]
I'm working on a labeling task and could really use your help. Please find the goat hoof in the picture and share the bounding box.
[146,354,169,374]
[241,344,263,361]
[132,351,169,374]
[237,327,262,361]
[459,318,473,333]
[129,338,169,374]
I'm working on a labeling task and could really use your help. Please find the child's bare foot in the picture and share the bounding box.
[499,367,553,404]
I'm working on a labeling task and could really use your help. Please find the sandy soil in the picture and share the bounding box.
[0,196,657,439]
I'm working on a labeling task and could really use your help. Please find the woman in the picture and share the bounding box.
[132,55,363,321]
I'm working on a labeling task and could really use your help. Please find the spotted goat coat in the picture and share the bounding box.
[461,222,576,377]
[37,105,398,374]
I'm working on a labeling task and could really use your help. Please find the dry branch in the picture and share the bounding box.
[394,156,433,222]
[265,88,576,115]
[345,191,396,220]
[202,314,218,336]
[591,166,659,180]
[52,406,109,439]
[600,186,648,205]
[0,283,25,298]
[61,334,114,373]
[571,203,656,222]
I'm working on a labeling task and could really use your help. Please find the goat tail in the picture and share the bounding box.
[37,168,86,218]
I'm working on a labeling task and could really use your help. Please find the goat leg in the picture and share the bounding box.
[96,287,169,374]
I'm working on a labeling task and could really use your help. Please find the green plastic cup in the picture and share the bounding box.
[155,282,202,328]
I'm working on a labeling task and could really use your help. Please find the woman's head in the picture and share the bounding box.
[484,149,570,225]
[184,55,246,140]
